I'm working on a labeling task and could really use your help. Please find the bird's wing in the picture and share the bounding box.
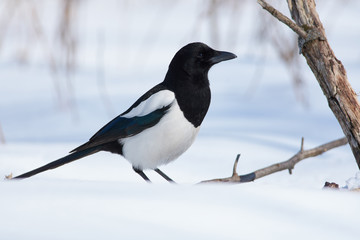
[71,86,175,153]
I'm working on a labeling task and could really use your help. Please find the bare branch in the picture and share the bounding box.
[257,0,307,38]
[200,137,348,184]
[258,0,360,168]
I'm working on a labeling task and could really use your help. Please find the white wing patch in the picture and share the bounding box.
[122,90,175,118]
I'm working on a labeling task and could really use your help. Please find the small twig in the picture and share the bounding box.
[232,154,240,176]
[200,155,242,184]
[5,173,12,180]
[200,137,348,184]
[257,0,307,39]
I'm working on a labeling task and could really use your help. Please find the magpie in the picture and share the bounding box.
[13,42,236,182]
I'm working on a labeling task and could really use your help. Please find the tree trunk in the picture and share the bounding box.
[286,0,360,168]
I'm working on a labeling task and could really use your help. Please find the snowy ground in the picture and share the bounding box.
[1,1,360,239]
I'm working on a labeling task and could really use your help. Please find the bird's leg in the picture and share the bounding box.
[154,168,176,183]
[133,167,151,183]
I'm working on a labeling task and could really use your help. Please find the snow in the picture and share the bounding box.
[1,0,360,239]
[1,180,359,240]
[345,171,360,190]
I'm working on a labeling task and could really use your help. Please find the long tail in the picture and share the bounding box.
[12,146,101,179]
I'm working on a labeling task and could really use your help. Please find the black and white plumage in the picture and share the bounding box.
[13,42,237,182]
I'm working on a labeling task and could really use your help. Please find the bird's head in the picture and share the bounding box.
[165,42,237,88]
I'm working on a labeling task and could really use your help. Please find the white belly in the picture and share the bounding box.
[120,100,200,170]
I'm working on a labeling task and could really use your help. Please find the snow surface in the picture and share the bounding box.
[1,0,360,239]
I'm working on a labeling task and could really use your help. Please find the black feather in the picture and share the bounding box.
[13,146,101,179]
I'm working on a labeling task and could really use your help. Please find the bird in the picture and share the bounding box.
[12,42,237,183]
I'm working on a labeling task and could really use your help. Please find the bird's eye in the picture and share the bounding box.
[197,52,204,58]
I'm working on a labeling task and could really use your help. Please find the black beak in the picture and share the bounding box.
[208,50,237,65]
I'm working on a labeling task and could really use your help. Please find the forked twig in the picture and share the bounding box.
[200,137,348,184]
[257,0,307,38]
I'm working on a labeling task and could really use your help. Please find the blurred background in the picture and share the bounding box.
[0,0,360,183]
